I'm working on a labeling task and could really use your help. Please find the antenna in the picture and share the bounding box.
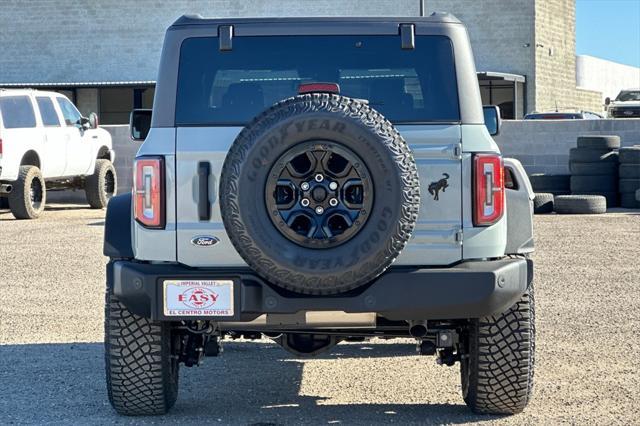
[420,0,425,16]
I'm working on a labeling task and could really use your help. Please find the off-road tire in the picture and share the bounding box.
[220,93,420,295]
[554,195,607,214]
[533,193,554,214]
[569,148,618,163]
[461,284,535,414]
[86,159,117,209]
[105,288,179,416]
[619,146,640,164]
[576,135,620,150]
[569,161,618,176]
[570,175,617,192]
[619,164,640,178]
[8,165,46,219]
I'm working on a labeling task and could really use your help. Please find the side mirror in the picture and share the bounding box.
[130,109,152,141]
[79,116,91,130]
[483,105,501,136]
[89,112,99,129]
[604,97,611,106]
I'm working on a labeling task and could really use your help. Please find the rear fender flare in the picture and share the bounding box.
[104,193,134,259]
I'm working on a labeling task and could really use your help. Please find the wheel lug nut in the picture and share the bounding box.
[315,206,324,215]
[314,174,324,182]
[301,182,310,190]
[301,198,310,207]
[329,181,338,190]
[329,198,338,207]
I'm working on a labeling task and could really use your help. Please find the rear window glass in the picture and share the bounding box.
[176,35,460,126]
[36,97,61,127]
[0,96,37,129]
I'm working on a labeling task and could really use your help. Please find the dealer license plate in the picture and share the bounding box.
[163,280,234,317]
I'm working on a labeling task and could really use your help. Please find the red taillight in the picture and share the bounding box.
[473,154,504,226]
[0,138,3,157]
[298,82,340,94]
[134,157,164,228]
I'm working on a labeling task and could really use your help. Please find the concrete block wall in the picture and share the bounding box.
[428,0,536,113]
[533,0,603,114]
[494,119,640,175]
[0,0,423,85]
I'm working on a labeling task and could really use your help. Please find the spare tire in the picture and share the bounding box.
[533,193,554,214]
[571,191,618,207]
[554,195,607,214]
[576,135,620,150]
[528,174,570,192]
[569,148,618,163]
[570,175,618,192]
[220,94,420,295]
[619,164,640,178]
[569,161,618,176]
[619,146,640,163]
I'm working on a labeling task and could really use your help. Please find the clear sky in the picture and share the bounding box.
[576,0,640,67]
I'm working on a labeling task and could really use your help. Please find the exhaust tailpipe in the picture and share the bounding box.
[409,321,428,338]
[0,184,12,194]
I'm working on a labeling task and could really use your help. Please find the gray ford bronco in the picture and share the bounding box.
[104,13,536,416]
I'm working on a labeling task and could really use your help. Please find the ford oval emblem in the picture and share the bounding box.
[191,236,219,247]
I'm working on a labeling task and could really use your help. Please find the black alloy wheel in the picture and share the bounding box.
[266,141,373,249]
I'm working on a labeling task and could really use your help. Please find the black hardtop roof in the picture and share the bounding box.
[171,12,461,28]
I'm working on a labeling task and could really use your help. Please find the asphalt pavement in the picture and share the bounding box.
[0,204,638,425]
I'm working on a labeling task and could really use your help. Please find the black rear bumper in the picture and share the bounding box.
[108,257,533,322]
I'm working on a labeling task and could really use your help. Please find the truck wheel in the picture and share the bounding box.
[86,159,117,209]
[8,165,46,219]
[220,93,419,295]
[461,284,535,415]
[105,289,179,416]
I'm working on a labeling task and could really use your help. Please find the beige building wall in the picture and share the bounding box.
[533,0,602,113]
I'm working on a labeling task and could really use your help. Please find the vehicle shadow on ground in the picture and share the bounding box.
[0,342,499,425]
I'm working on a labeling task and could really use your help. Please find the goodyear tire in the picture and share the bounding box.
[8,165,46,219]
[619,146,640,164]
[569,161,618,176]
[461,284,535,415]
[576,135,620,150]
[570,175,617,192]
[86,159,117,209]
[569,148,618,163]
[220,94,420,295]
[619,164,640,178]
[554,195,607,214]
[533,193,554,214]
[105,288,179,416]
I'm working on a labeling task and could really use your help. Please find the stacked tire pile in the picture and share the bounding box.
[529,174,570,214]
[569,135,620,207]
[618,146,640,208]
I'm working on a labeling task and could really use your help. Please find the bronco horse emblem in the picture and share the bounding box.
[428,173,450,201]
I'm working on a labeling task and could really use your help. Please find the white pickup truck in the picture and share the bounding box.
[0,89,116,219]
